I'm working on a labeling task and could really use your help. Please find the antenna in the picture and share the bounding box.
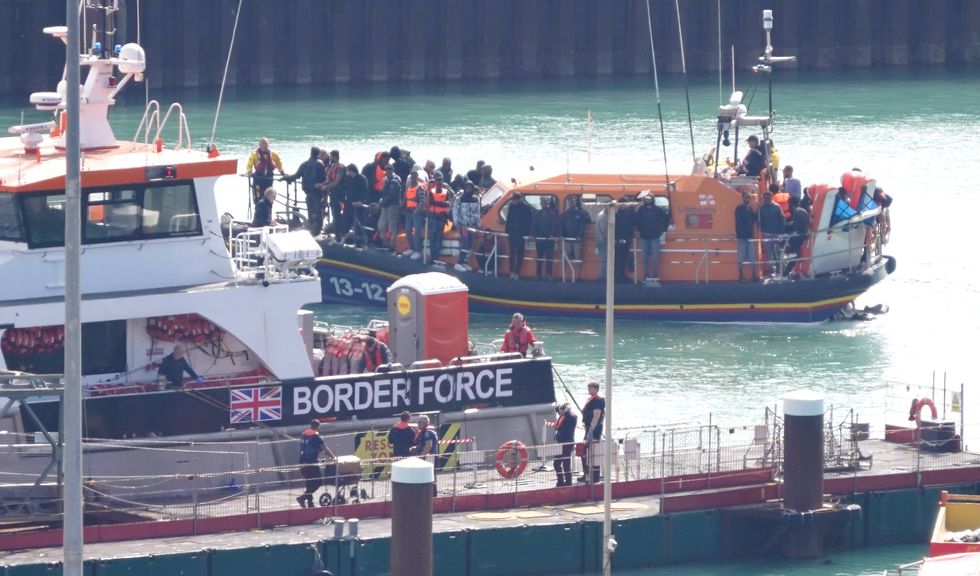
[644,0,670,189]
[673,0,697,167]
[717,0,722,105]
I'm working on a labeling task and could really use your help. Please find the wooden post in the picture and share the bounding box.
[391,457,434,576]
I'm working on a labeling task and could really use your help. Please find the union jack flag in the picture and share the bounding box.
[229,386,282,423]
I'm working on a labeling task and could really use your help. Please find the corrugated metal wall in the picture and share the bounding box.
[1,0,978,96]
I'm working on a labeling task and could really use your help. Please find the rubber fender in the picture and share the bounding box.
[884,255,897,275]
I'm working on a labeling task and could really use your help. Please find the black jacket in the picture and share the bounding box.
[505,200,534,237]
[288,158,325,194]
[560,207,590,239]
[531,206,560,238]
[555,412,578,443]
[635,203,668,239]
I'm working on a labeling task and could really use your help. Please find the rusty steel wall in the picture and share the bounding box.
[1,0,979,96]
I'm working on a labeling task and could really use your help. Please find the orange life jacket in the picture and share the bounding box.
[405,185,421,210]
[362,345,384,372]
[254,147,274,176]
[427,188,449,215]
[773,192,791,219]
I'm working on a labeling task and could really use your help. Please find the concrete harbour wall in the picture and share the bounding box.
[1,0,979,97]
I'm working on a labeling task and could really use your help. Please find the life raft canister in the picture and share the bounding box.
[908,397,938,427]
[494,440,529,479]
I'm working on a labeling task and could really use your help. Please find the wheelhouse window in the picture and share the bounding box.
[20,181,200,248]
[0,193,24,241]
[23,193,66,247]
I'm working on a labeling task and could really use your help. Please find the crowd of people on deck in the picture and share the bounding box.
[246,134,885,284]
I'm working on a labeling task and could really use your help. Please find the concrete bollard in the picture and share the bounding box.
[783,389,824,558]
[332,518,345,540]
[391,457,434,576]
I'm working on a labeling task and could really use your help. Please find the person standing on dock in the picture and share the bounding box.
[157,344,204,389]
[501,313,536,357]
[579,380,605,484]
[735,191,760,282]
[297,419,333,508]
[246,137,284,204]
[388,411,415,459]
[554,402,578,487]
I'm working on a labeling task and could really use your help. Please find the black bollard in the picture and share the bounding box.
[391,457,434,576]
[782,390,824,558]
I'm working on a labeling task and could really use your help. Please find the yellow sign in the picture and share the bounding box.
[396,294,412,317]
[952,392,962,413]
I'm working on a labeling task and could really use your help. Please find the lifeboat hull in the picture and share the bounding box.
[316,244,893,323]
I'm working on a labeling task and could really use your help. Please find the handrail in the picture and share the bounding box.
[132,99,161,144]
[153,103,192,151]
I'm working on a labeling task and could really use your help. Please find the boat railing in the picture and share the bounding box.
[454,209,887,284]
[230,223,319,282]
[132,99,161,145]
[154,103,192,151]
[132,101,193,151]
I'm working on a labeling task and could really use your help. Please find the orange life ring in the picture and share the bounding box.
[494,440,529,479]
[909,398,938,427]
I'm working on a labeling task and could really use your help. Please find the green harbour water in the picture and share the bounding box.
[3,67,978,574]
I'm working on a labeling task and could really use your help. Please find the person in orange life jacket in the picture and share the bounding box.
[413,415,439,458]
[157,344,204,389]
[246,137,284,204]
[250,187,277,228]
[425,171,451,262]
[356,335,391,373]
[554,402,578,487]
[388,411,415,459]
[578,380,605,484]
[297,419,334,508]
[362,151,390,196]
[401,171,424,258]
[501,312,536,357]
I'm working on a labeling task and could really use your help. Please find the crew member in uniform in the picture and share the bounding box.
[388,411,415,459]
[554,402,578,487]
[413,415,440,496]
[579,380,605,484]
[157,344,203,389]
[296,419,333,508]
[501,313,536,357]
[246,137,284,204]
[357,335,391,373]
